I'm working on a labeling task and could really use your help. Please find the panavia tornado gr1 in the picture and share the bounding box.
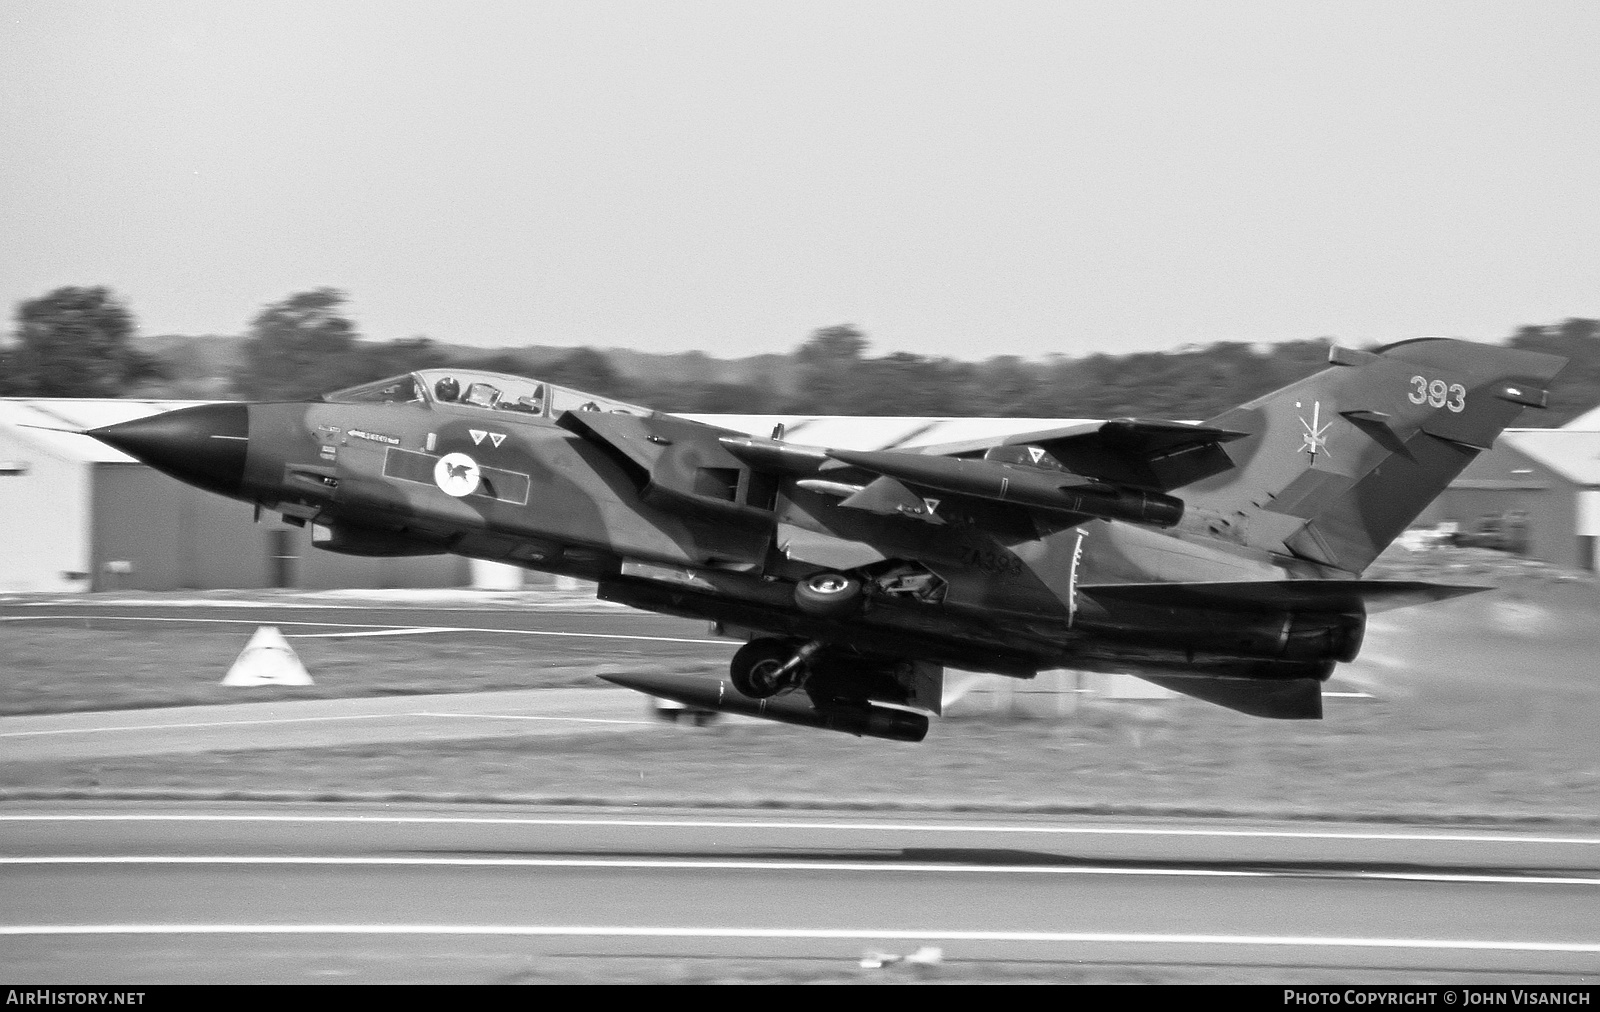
[89,339,1565,741]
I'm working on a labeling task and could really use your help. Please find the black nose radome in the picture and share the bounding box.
[90,403,250,498]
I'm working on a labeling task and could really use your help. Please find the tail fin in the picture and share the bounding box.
[1184,338,1566,574]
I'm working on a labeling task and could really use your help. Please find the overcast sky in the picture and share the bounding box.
[2,1,1597,360]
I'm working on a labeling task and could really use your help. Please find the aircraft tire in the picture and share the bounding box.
[730,638,796,699]
[793,572,863,617]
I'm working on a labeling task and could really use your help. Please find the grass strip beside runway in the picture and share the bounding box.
[5,687,1596,823]
[0,622,728,716]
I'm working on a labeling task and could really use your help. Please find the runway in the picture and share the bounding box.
[2,802,1597,983]
[4,595,1597,982]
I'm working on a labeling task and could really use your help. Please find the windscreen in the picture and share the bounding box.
[419,370,551,415]
[323,374,424,404]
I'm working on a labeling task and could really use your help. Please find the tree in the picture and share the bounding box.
[794,324,869,412]
[452,346,631,399]
[3,286,162,396]
[969,355,1043,416]
[851,352,972,415]
[232,288,361,400]
[347,335,450,379]
[1508,318,1600,426]
[545,347,625,397]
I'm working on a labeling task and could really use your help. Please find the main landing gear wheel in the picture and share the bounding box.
[793,571,863,617]
[730,638,799,699]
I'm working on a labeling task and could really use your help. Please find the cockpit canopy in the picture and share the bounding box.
[325,368,651,419]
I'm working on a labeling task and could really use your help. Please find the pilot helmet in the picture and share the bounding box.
[434,376,460,402]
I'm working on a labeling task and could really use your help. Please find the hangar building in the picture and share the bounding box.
[0,399,469,593]
[1419,419,1600,571]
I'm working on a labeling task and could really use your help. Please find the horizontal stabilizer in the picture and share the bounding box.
[1137,674,1323,719]
[1082,579,1487,613]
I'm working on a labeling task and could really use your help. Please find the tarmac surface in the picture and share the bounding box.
[4,587,1596,982]
[3,801,1597,983]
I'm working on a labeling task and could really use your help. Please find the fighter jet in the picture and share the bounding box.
[88,339,1565,741]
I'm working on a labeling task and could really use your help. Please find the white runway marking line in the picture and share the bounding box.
[413,712,654,726]
[0,712,649,738]
[1,925,1596,954]
[283,627,456,639]
[9,598,627,613]
[6,814,1595,847]
[0,614,725,645]
[0,713,403,738]
[2,855,1596,886]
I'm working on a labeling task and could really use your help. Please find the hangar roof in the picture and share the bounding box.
[1563,404,1600,430]
[0,398,209,464]
[1500,429,1600,487]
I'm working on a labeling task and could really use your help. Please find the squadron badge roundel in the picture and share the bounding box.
[433,452,481,497]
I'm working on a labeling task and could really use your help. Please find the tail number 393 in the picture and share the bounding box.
[1409,375,1466,412]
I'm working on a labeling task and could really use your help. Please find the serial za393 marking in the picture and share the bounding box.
[88,342,1565,742]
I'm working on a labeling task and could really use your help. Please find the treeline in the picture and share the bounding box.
[1503,318,1600,425]
[5,286,1599,425]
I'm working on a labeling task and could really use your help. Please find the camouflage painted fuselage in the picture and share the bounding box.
[91,338,1567,722]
